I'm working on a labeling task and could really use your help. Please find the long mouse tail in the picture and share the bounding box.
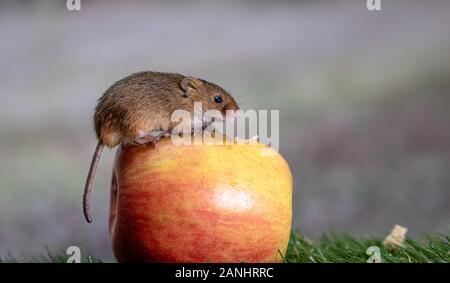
[83,141,104,223]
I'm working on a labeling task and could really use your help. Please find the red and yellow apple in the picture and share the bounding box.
[109,137,293,263]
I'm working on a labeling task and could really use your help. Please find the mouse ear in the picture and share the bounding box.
[180,77,203,95]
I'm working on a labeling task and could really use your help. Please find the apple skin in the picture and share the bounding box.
[109,138,293,263]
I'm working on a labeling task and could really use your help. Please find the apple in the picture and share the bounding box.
[109,137,293,263]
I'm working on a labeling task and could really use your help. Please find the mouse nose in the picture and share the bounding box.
[223,109,238,121]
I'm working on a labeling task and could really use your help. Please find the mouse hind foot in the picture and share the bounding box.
[134,130,170,147]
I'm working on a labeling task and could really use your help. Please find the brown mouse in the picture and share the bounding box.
[84,71,239,223]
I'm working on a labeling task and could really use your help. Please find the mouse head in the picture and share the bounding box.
[180,77,239,119]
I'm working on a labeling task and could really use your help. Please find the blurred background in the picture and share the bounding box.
[0,0,449,260]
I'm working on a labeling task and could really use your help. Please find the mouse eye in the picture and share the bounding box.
[214,95,223,103]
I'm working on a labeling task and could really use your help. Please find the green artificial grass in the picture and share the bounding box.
[0,247,103,263]
[284,231,450,263]
[1,231,449,263]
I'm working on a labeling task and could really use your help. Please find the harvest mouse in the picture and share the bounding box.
[83,71,239,223]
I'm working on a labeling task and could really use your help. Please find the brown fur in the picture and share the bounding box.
[94,71,239,147]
